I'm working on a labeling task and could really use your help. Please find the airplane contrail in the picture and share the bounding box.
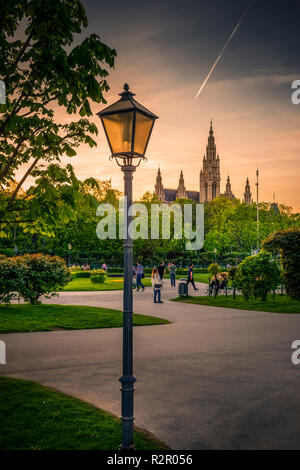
[195,3,252,100]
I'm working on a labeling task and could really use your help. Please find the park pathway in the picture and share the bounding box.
[1,281,300,449]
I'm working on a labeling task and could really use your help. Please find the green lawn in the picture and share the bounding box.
[64,274,209,291]
[0,377,168,450]
[0,304,169,333]
[63,277,152,291]
[172,294,300,314]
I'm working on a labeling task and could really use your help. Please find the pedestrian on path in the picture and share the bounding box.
[187,263,199,291]
[168,262,176,287]
[151,267,163,303]
[158,261,165,281]
[132,265,137,289]
[135,261,145,292]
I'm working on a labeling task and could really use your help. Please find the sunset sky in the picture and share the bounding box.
[19,0,300,210]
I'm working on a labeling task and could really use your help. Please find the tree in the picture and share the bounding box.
[0,0,116,234]
[204,197,300,254]
[263,229,300,300]
[235,252,281,301]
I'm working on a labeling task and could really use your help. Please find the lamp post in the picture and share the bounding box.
[97,84,158,450]
[214,248,217,263]
[68,243,72,267]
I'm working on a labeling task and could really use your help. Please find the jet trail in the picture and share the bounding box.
[195,3,252,100]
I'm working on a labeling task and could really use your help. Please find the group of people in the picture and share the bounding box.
[132,261,199,304]
[208,275,228,295]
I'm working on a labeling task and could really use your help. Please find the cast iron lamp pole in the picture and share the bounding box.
[97,84,158,449]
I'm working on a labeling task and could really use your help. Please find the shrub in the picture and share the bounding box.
[208,263,220,280]
[71,271,91,279]
[236,252,281,301]
[18,254,70,305]
[0,256,25,303]
[90,269,107,284]
[263,229,300,301]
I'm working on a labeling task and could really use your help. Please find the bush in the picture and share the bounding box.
[18,254,70,305]
[90,269,107,284]
[71,271,91,279]
[208,263,220,280]
[0,256,25,303]
[236,252,281,301]
[263,229,300,301]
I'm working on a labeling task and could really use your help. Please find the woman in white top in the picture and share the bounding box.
[151,267,163,303]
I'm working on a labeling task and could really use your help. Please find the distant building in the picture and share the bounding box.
[244,177,252,204]
[224,175,235,200]
[154,122,252,204]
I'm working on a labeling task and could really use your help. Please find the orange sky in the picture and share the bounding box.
[16,0,300,212]
[45,72,300,212]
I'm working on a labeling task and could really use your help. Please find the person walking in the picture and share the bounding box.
[169,262,176,287]
[135,261,145,292]
[158,261,165,281]
[132,265,137,289]
[187,263,199,291]
[151,267,163,303]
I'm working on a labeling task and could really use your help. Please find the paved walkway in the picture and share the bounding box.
[1,281,300,449]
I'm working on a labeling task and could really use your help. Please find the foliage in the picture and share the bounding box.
[90,269,107,284]
[0,255,25,303]
[71,270,91,279]
[1,190,300,267]
[0,0,116,236]
[22,253,70,304]
[235,252,281,301]
[263,228,300,300]
[228,266,238,282]
[208,263,220,280]
[204,197,300,254]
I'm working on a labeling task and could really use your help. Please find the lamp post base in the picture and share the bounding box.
[119,374,136,450]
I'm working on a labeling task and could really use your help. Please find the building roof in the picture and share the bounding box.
[186,191,200,202]
[163,189,177,202]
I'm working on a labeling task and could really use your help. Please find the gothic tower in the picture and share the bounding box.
[200,121,221,202]
[155,167,164,200]
[176,170,187,199]
[244,177,252,204]
[224,175,234,200]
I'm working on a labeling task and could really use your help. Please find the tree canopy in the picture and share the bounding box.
[0,0,116,235]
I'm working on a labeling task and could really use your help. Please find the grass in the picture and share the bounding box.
[172,294,300,314]
[0,376,168,450]
[63,277,152,291]
[63,274,209,291]
[0,304,170,334]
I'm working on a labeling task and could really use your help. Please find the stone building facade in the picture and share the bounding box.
[154,122,252,204]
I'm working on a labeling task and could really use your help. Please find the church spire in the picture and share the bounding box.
[155,167,164,200]
[177,170,186,199]
[244,177,252,204]
[224,175,234,200]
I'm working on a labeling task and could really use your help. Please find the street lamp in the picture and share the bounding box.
[214,248,217,263]
[68,243,72,267]
[97,84,158,450]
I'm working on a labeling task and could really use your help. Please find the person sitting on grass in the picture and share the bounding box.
[151,267,163,303]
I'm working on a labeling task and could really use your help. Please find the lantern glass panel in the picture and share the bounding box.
[134,111,154,155]
[102,112,133,154]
